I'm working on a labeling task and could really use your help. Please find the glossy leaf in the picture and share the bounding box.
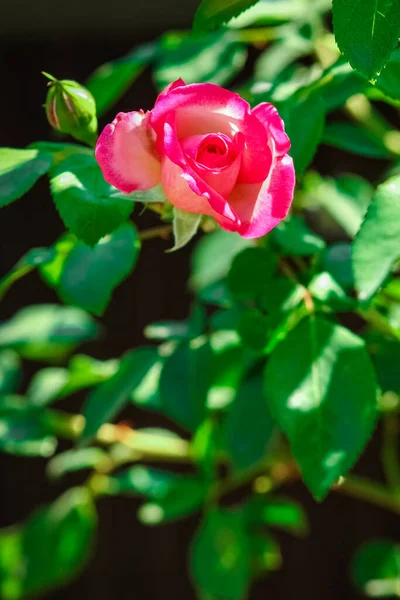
[323,243,354,291]
[0,247,55,300]
[53,223,140,315]
[28,355,119,407]
[86,42,158,116]
[82,348,159,442]
[0,147,52,208]
[0,400,57,457]
[155,30,246,91]
[189,229,250,292]
[245,495,308,537]
[376,48,400,99]
[227,247,277,300]
[272,215,325,256]
[280,91,325,173]
[111,466,206,524]
[159,338,212,430]
[47,448,109,479]
[306,174,373,238]
[193,0,260,31]
[265,317,378,499]
[222,372,275,471]
[352,540,400,598]
[333,0,400,80]
[23,488,96,597]
[0,305,99,361]
[352,176,400,301]
[50,153,134,246]
[191,509,251,599]
[322,123,392,158]
[0,351,21,395]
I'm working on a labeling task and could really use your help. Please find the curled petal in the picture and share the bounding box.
[226,154,295,239]
[252,103,291,157]
[161,157,239,228]
[95,111,161,193]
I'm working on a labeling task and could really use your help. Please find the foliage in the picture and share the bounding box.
[2,0,400,598]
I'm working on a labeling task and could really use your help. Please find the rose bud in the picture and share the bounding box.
[95,80,295,239]
[44,73,98,146]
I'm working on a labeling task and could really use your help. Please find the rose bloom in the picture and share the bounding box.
[96,79,295,239]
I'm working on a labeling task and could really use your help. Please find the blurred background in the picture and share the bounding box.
[0,1,399,598]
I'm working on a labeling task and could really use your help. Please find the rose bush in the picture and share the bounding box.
[95,79,295,238]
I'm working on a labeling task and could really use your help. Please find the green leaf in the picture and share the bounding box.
[23,488,96,596]
[53,223,140,315]
[264,317,378,500]
[322,122,392,158]
[376,48,400,99]
[190,509,251,599]
[28,141,93,165]
[371,338,400,395]
[352,540,400,598]
[154,30,246,91]
[0,148,52,208]
[272,215,325,256]
[86,43,158,116]
[227,247,277,300]
[0,305,99,361]
[50,153,134,246]
[159,338,212,431]
[0,247,55,300]
[260,277,303,315]
[245,495,308,537]
[280,91,325,173]
[82,348,159,442]
[110,466,206,524]
[237,310,270,352]
[130,348,164,411]
[193,0,261,32]
[332,0,400,80]
[190,229,251,292]
[222,372,275,471]
[208,330,248,410]
[249,532,282,578]
[323,243,354,291]
[308,272,354,310]
[0,400,57,457]
[305,173,373,238]
[168,207,201,252]
[144,304,206,341]
[0,351,21,395]
[316,57,368,112]
[47,448,109,479]
[27,355,119,407]
[352,176,400,301]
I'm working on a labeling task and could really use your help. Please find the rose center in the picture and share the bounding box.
[196,134,232,169]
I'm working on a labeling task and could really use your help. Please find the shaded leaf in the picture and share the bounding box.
[265,317,378,499]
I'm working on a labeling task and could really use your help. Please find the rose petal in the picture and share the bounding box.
[161,156,240,227]
[226,154,295,239]
[95,111,161,193]
[151,82,271,185]
[252,103,291,157]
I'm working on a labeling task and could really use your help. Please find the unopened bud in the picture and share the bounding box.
[44,72,98,146]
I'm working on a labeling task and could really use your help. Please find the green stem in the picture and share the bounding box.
[337,475,400,516]
[46,409,191,462]
[139,224,173,241]
[382,414,400,493]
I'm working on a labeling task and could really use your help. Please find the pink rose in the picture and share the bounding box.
[95,79,295,238]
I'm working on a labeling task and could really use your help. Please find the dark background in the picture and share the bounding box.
[0,2,399,598]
